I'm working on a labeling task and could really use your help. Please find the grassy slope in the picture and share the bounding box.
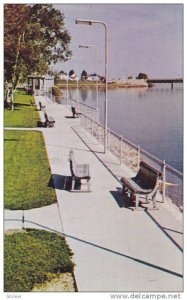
[4,91,40,127]
[4,130,57,210]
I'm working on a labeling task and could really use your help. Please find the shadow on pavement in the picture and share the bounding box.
[110,189,132,208]
[48,174,72,191]
[145,210,183,252]
[5,219,182,280]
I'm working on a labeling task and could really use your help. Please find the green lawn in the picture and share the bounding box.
[4,130,57,210]
[4,90,40,127]
[4,229,75,292]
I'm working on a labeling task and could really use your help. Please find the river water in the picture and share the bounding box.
[64,83,183,172]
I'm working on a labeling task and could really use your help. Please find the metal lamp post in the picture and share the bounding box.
[76,19,108,154]
[79,44,99,111]
[65,62,69,105]
[71,57,79,103]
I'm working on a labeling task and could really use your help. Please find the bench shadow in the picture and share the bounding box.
[110,188,133,208]
[65,116,78,119]
[48,174,85,191]
[48,174,72,191]
[4,138,19,142]
[14,103,31,107]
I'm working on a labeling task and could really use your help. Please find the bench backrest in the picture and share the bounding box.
[44,113,55,123]
[44,112,48,122]
[39,101,42,110]
[133,161,162,189]
[71,107,76,113]
[68,150,76,176]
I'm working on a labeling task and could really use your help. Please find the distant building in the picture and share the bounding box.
[27,74,54,95]
[59,73,69,81]
[69,74,79,81]
[87,75,99,81]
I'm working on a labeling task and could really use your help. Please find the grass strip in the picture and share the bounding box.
[4,90,40,128]
[4,229,75,292]
[4,130,57,210]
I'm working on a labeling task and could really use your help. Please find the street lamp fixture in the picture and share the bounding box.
[76,18,108,154]
[75,19,93,25]
[79,45,89,48]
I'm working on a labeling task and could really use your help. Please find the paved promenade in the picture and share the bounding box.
[5,96,183,292]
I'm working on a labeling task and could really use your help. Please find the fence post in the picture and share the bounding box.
[162,160,166,203]
[84,115,86,129]
[85,115,87,130]
[22,210,25,229]
[120,135,123,164]
[108,128,111,151]
[80,114,83,127]
[137,145,141,170]
[98,124,101,143]
[91,119,93,136]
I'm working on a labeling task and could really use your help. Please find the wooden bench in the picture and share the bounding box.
[120,161,162,210]
[44,112,55,127]
[71,106,81,118]
[39,101,46,111]
[68,150,91,192]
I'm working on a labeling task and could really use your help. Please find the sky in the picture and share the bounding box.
[52,3,183,80]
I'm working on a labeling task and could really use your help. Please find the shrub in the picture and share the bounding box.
[52,86,63,96]
[4,230,75,292]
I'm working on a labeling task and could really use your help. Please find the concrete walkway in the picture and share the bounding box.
[4,96,183,292]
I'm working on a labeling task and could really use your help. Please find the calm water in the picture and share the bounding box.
[65,84,183,172]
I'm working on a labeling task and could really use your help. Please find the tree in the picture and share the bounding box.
[81,70,88,81]
[69,69,75,77]
[137,73,148,80]
[59,70,67,75]
[4,4,31,88]
[4,4,72,89]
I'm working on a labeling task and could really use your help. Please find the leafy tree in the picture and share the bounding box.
[4,4,72,89]
[4,4,31,88]
[53,71,60,81]
[137,73,148,80]
[81,70,88,81]
[69,69,75,77]
[59,70,67,75]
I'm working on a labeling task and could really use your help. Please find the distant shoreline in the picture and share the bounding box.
[55,79,149,89]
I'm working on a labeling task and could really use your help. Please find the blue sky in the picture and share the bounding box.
[53,3,183,80]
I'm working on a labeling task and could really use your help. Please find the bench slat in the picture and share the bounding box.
[75,164,90,178]
[121,177,152,194]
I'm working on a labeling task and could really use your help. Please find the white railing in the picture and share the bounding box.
[56,96,183,208]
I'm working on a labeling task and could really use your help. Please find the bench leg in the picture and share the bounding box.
[78,178,91,192]
[145,195,150,204]
[122,186,128,195]
[87,179,91,192]
[132,193,147,211]
[152,190,157,208]
[135,193,139,209]
[71,178,86,191]
[72,178,76,190]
